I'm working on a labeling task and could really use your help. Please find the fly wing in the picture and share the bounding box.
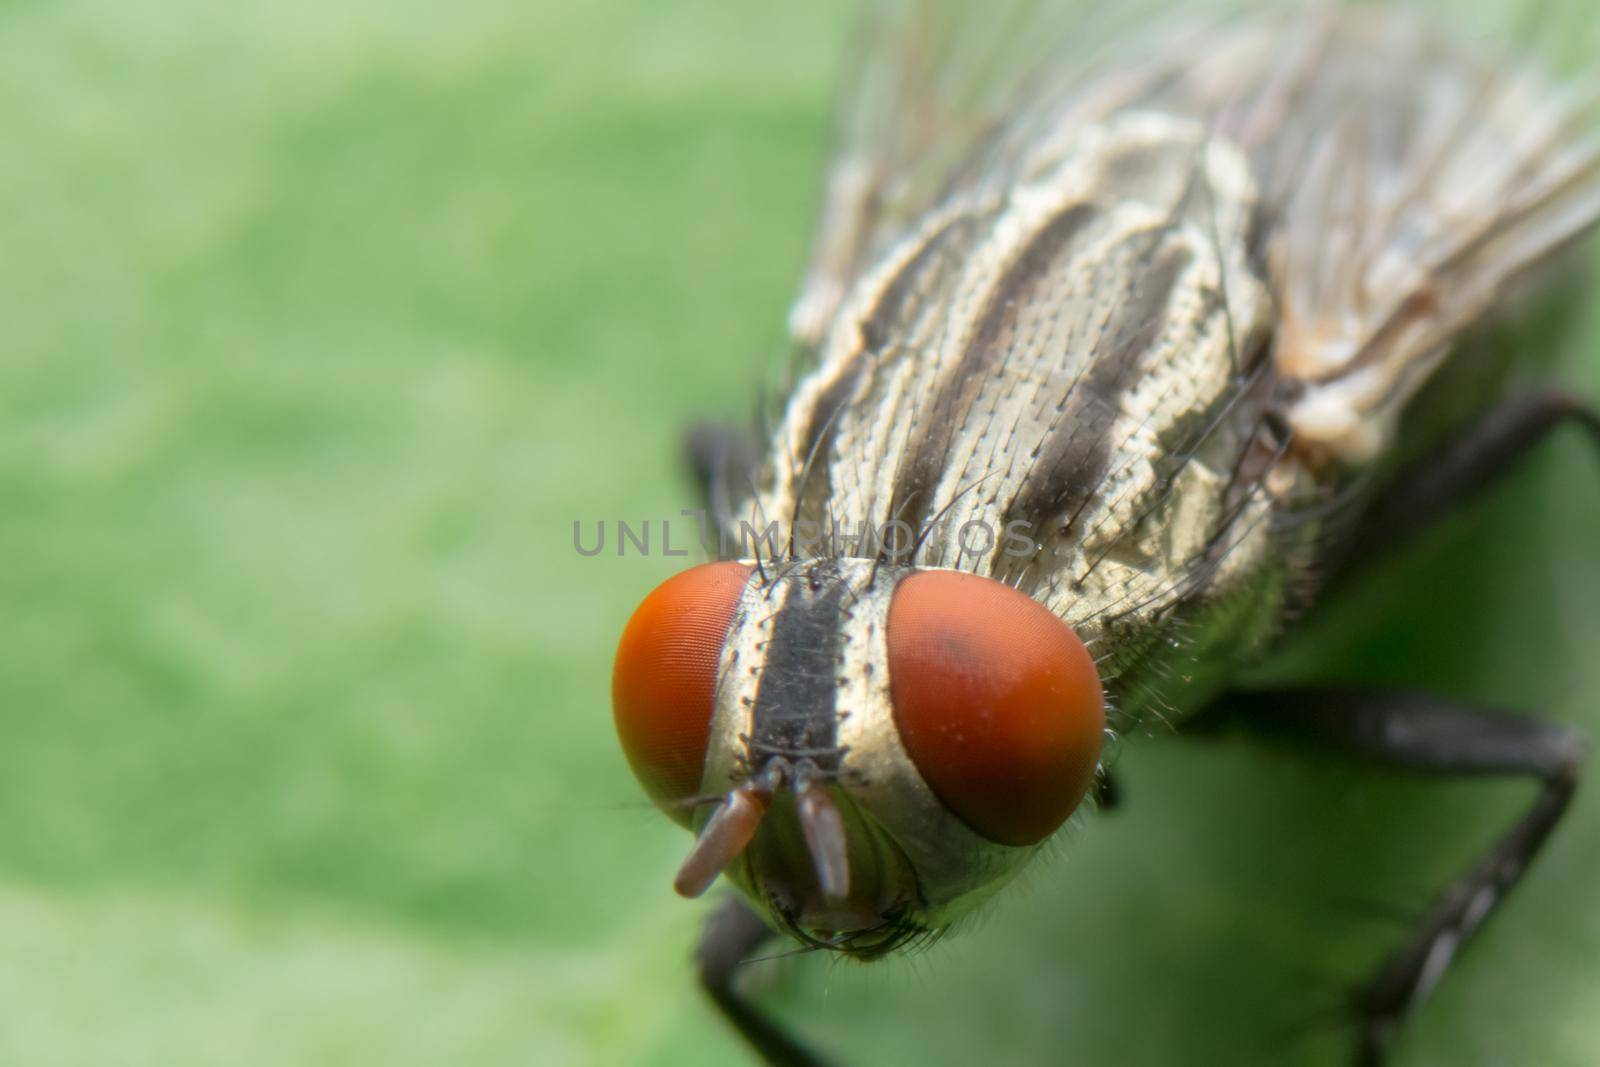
[787,0,1022,350]
[1131,8,1600,463]
[787,0,1207,351]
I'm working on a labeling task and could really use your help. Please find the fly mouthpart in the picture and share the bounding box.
[776,900,928,961]
[794,762,851,902]
[672,765,778,899]
[672,757,853,903]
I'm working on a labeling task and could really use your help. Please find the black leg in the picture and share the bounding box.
[1345,389,1600,566]
[1194,687,1588,1065]
[684,422,761,544]
[695,896,836,1067]
[1093,769,1121,811]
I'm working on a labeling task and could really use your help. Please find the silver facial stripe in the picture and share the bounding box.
[698,571,769,805]
[830,563,1039,920]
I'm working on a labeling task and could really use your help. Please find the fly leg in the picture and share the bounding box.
[1093,770,1121,811]
[695,896,835,1067]
[684,422,761,551]
[1343,389,1600,565]
[1192,687,1587,1065]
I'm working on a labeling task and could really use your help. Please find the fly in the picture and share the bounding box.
[611,3,1600,1064]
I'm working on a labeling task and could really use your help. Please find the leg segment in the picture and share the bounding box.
[1093,770,1121,812]
[1345,389,1600,565]
[683,422,761,542]
[694,896,835,1067]
[1194,687,1587,1065]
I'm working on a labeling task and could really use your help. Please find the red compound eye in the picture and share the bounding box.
[887,569,1105,846]
[613,562,753,825]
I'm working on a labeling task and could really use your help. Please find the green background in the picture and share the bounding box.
[1,1,1597,1064]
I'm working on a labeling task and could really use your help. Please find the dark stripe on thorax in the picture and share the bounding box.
[790,365,861,521]
[790,214,975,519]
[1002,237,1195,540]
[886,202,1100,543]
[748,561,847,771]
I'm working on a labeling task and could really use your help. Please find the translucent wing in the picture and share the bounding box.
[1131,7,1600,461]
[787,0,1195,348]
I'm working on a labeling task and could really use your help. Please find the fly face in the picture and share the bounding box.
[613,557,1105,954]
